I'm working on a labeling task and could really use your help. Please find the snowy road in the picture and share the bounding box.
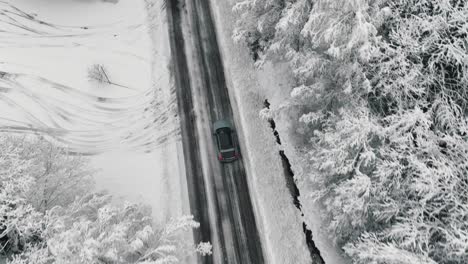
[166,0,264,263]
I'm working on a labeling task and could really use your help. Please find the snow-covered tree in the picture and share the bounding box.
[9,193,209,264]
[0,134,211,263]
[0,136,45,258]
[233,0,285,62]
[235,0,468,263]
[12,136,94,213]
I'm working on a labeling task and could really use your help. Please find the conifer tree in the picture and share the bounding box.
[234,0,468,262]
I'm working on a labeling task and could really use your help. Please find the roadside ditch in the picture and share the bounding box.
[263,99,325,264]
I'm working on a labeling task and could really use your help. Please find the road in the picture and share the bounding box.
[166,0,265,263]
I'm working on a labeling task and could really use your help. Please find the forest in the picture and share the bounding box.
[234,0,468,263]
[0,135,210,263]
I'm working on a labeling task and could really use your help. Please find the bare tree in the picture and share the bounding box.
[87,64,133,90]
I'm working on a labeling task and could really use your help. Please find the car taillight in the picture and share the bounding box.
[218,153,223,161]
[234,152,240,158]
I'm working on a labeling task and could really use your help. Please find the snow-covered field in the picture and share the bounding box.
[0,0,188,223]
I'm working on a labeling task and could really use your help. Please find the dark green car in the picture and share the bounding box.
[213,120,239,162]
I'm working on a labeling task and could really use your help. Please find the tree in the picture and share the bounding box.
[0,136,45,258]
[0,134,211,263]
[0,135,94,213]
[234,0,468,263]
[87,64,133,90]
[233,0,284,62]
[10,193,210,264]
[18,137,94,213]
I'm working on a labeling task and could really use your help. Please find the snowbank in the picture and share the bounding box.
[143,0,191,223]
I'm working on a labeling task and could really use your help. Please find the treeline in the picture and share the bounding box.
[234,0,468,263]
[0,135,210,263]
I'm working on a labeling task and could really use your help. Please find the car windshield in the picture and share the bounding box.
[217,128,233,150]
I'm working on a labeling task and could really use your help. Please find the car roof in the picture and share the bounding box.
[213,119,232,131]
[216,128,234,150]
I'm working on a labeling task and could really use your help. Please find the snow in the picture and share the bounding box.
[0,0,189,226]
[141,0,192,223]
[208,1,321,263]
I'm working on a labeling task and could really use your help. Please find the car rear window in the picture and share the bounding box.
[217,128,233,149]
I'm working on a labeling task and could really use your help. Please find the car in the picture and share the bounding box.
[213,119,240,162]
